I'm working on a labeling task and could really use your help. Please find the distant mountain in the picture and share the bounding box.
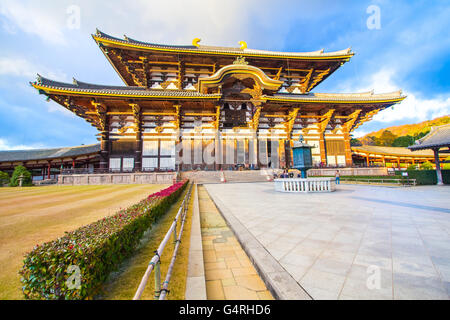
[357,115,450,147]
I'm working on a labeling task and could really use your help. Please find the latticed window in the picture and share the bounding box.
[110,140,135,156]
[326,140,345,155]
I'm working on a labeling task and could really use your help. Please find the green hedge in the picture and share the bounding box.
[19,181,188,300]
[443,170,450,184]
[395,170,450,185]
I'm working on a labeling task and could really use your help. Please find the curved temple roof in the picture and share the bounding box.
[31,75,222,99]
[409,124,450,150]
[0,144,100,163]
[265,90,406,103]
[93,29,354,60]
[31,75,405,104]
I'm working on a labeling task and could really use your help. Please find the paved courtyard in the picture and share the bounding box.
[204,182,450,300]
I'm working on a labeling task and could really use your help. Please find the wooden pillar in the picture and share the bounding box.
[433,148,443,185]
[285,139,292,169]
[100,129,109,171]
[131,103,143,172]
[94,102,109,171]
[381,156,386,167]
[343,129,353,167]
[47,162,51,180]
[135,129,142,172]
[319,133,327,166]
[214,132,221,171]
[279,139,285,169]
[366,154,370,167]
[397,157,401,169]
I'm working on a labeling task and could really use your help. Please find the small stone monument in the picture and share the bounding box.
[18,174,24,187]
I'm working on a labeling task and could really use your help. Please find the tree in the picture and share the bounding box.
[420,161,433,170]
[392,135,415,147]
[414,130,430,140]
[350,138,362,146]
[375,130,397,146]
[361,136,376,146]
[406,164,417,171]
[9,166,33,187]
[0,171,9,186]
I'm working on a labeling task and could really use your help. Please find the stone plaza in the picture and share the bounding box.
[204,182,450,300]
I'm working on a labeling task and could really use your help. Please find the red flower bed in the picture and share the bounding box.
[20,180,188,300]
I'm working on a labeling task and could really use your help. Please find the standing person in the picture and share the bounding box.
[335,170,340,185]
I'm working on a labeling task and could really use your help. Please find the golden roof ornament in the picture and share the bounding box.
[233,56,248,65]
[192,38,201,48]
[239,41,247,50]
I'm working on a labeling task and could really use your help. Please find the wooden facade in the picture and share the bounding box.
[30,31,406,172]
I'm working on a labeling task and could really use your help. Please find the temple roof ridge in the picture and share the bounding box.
[31,75,222,98]
[0,144,100,161]
[266,89,406,103]
[33,74,146,91]
[311,90,404,98]
[93,29,354,59]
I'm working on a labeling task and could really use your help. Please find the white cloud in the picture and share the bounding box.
[352,130,369,139]
[0,56,68,88]
[0,56,70,115]
[0,56,66,81]
[0,0,265,47]
[0,138,45,151]
[0,1,67,45]
[334,67,450,136]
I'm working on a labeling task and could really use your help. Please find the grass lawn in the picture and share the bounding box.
[100,185,194,300]
[0,184,168,300]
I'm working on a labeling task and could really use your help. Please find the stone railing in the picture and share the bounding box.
[274,178,336,193]
[308,167,388,177]
[58,172,177,185]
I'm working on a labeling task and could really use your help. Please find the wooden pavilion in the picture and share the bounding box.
[409,124,450,185]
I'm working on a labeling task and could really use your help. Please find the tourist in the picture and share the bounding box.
[335,170,340,185]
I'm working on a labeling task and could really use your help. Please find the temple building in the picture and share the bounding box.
[24,30,405,173]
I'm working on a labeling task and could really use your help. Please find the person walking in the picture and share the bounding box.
[335,170,340,185]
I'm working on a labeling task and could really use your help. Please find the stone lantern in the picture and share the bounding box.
[292,135,314,178]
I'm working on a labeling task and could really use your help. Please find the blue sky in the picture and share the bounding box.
[0,0,449,150]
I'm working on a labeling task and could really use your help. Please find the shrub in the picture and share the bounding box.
[443,156,450,170]
[20,180,188,300]
[0,171,9,186]
[403,170,436,185]
[420,161,433,170]
[406,164,417,171]
[9,165,32,187]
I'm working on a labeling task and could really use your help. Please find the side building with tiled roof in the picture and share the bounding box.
[0,144,100,180]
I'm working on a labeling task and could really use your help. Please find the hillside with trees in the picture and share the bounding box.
[351,115,450,147]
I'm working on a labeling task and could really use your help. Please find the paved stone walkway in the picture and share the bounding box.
[205,183,450,300]
[198,186,273,300]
